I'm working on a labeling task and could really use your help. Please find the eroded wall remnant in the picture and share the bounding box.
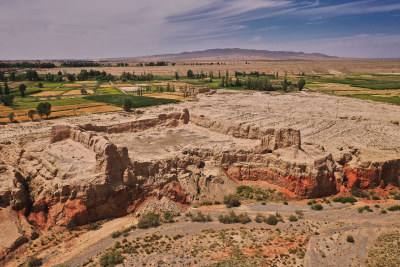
[0,107,399,259]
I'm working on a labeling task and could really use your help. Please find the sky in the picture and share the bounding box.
[1,0,400,60]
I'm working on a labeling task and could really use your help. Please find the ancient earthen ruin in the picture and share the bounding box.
[1,93,399,259]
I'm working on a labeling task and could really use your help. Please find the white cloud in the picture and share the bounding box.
[0,0,399,59]
[298,0,400,17]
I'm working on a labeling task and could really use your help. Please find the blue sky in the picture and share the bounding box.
[1,0,400,59]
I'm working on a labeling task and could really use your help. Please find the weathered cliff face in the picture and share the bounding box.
[22,110,193,229]
[191,114,301,149]
[0,165,30,213]
[1,108,399,260]
[343,160,400,190]
[190,115,400,198]
[0,109,231,235]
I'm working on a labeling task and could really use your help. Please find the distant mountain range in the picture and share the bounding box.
[103,48,338,62]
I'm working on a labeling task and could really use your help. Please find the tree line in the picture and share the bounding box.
[244,77,306,91]
[120,72,154,81]
[60,61,102,67]
[136,62,176,67]
[0,62,56,69]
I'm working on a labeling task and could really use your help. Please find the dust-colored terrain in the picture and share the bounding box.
[1,89,400,266]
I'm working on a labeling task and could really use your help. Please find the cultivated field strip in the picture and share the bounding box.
[0,102,121,123]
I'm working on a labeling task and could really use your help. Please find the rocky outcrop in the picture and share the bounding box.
[343,159,400,190]
[0,165,30,213]
[190,114,400,196]
[2,110,205,230]
[1,108,400,260]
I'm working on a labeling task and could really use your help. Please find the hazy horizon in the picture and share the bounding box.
[1,0,400,60]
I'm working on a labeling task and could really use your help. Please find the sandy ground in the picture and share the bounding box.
[45,139,97,178]
[5,216,139,267]
[109,123,260,161]
[7,199,399,267]
[2,90,399,160]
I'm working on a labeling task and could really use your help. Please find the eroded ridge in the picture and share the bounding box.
[1,108,399,260]
[190,113,400,197]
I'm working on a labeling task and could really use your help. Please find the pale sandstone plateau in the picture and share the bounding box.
[1,90,400,264]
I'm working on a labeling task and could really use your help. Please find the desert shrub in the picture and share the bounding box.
[381,209,387,214]
[143,233,162,242]
[265,215,278,225]
[28,257,43,267]
[87,222,101,231]
[332,196,357,204]
[223,194,241,208]
[236,185,285,202]
[111,231,121,238]
[311,204,323,210]
[238,213,251,224]
[275,212,284,222]
[114,241,122,248]
[307,200,317,205]
[187,211,212,222]
[255,213,266,223]
[236,185,253,196]
[218,211,238,224]
[254,213,279,225]
[288,215,298,222]
[393,194,400,200]
[100,249,124,267]
[372,195,381,200]
[163,211,176,223]
[346,235,355,243]
[218,211,250,224]
[121,225,135,236]
[350,188,369,198]
[358,206,373,213]
[137,212,161,229]
[295,210,304,219]
[122,245,137,254]
[387,205,400,212]
[283,201,288,205]
[173,234,184,240]
[199,200,213,206]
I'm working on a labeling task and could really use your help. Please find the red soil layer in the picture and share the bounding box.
[223,163,399,198]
